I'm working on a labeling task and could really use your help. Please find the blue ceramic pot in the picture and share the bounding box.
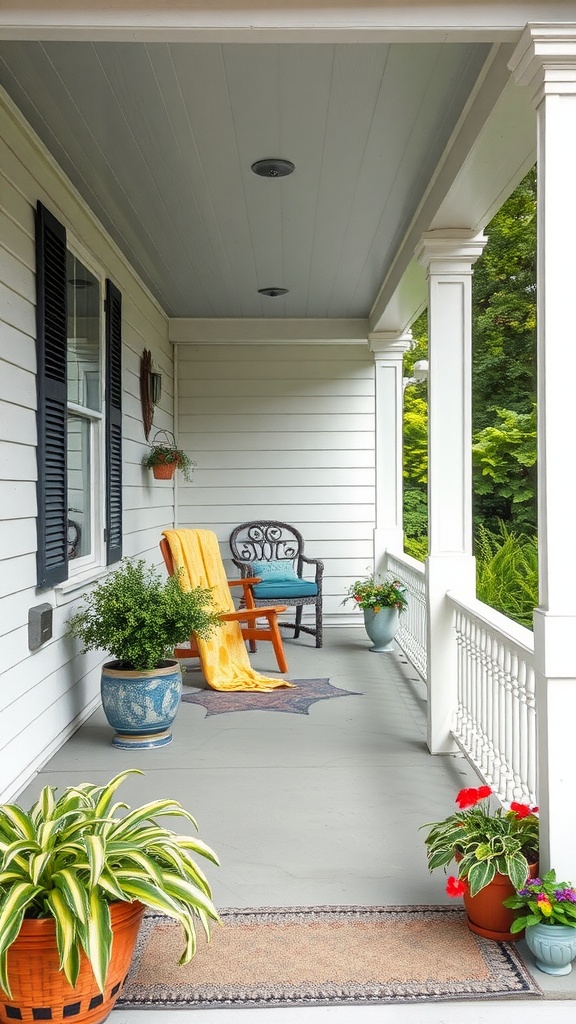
[525,922,576,975]
[101,660,182,748]
[363,607,400,652]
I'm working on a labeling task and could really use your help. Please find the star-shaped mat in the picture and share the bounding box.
[180,678,361,716]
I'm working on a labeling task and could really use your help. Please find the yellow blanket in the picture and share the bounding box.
[163,529,292,691]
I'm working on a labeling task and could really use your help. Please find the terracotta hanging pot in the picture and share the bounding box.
[463,862,539,942]
[152,461,176,479]
[1,900,145,1024]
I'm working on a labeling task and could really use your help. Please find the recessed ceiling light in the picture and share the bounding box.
[251,159,295,178]
[258,287,289,297]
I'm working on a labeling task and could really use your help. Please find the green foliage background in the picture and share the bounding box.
[402,168,538,623]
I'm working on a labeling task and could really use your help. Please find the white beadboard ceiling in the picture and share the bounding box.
[0,40,489,318]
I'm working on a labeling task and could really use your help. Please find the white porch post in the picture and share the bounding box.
[416,231,487,754]
[369,332,412,571]
[510,26,576,878]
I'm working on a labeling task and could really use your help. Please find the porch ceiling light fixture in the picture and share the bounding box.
[140,348,162,441]
[258,287,289,297]
[251,158,295,178]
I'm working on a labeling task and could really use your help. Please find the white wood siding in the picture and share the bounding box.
[176,342,375,621]
[0,89,174,801]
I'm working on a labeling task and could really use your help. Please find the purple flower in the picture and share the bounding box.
[555,888,576,903]
[524,877,542,887]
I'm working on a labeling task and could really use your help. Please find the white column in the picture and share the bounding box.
[369,331,412,570]
[510,26,576,879]
[415,231,487,753]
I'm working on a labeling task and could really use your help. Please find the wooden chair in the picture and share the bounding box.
[159,536,289,673]
[229,520,324,647]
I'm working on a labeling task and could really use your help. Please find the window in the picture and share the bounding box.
[35,201,123,589]
[66,252,102,567]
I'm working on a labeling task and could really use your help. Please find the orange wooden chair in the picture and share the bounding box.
[160,535,289,674]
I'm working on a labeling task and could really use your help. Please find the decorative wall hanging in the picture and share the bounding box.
[139,349,162,440]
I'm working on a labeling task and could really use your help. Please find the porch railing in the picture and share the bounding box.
[384,550,536,806]
[448,592,536,806]
[385,551,427,680]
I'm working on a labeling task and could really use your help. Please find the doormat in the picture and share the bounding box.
[181,678,361,716]
[116,906,542,1008]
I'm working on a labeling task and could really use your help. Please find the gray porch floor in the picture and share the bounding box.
[17,627,576,1022]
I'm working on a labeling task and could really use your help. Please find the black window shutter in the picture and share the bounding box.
[35,201,68,588]
[105,279,123,564]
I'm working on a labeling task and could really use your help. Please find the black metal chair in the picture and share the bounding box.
[229,520,324,647]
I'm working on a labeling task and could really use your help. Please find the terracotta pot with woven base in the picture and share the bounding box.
[0,901,145,1024]
[152,462,175,479]
[463,863,539,942]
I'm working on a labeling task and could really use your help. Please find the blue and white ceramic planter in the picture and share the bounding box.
[101,660,182,748]
[525,922,576,975]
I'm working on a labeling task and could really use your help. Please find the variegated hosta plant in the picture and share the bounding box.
[0,770,220,998]
[421,785,539,898]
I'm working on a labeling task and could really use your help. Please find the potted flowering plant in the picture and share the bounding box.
[143,430,194,481]
[344,573,408,612]
[503,870,576,974]
[344,572,407,652]
[422,785,539,940]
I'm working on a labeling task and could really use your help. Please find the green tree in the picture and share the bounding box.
[403,311,429,553]
[401,170,539,620]
[472,167,537,434]
[472,406,537,533]
[471,166,537,533]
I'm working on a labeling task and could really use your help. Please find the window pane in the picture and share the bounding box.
[67,414,91,560]
[67,252,101,410]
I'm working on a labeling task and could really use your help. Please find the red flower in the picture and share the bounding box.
[510,801,538,818]
[446,876,468,898]
[455,788,480,809]
[455,785,492,809]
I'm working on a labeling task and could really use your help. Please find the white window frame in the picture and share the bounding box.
[66,240,106,578]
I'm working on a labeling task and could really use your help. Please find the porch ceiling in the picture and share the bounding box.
[0,39,490,319]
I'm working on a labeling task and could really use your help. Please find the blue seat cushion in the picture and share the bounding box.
[252,579,319,599]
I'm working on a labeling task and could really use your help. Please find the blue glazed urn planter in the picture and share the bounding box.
[101,660,182,748]
[362,607,400,652]
[525,922,576,975]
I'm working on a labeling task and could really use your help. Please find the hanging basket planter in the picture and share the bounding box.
[152,461,176,480]
[143,430,195,482]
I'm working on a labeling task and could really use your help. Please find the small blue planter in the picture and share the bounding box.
[101,660,182,748]
[525,922,576,975]
[363,607,400,652]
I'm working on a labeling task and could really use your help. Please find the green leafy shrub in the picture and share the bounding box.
[67,559,221,670]
[403,535,428,562]
[475,523,538,628]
